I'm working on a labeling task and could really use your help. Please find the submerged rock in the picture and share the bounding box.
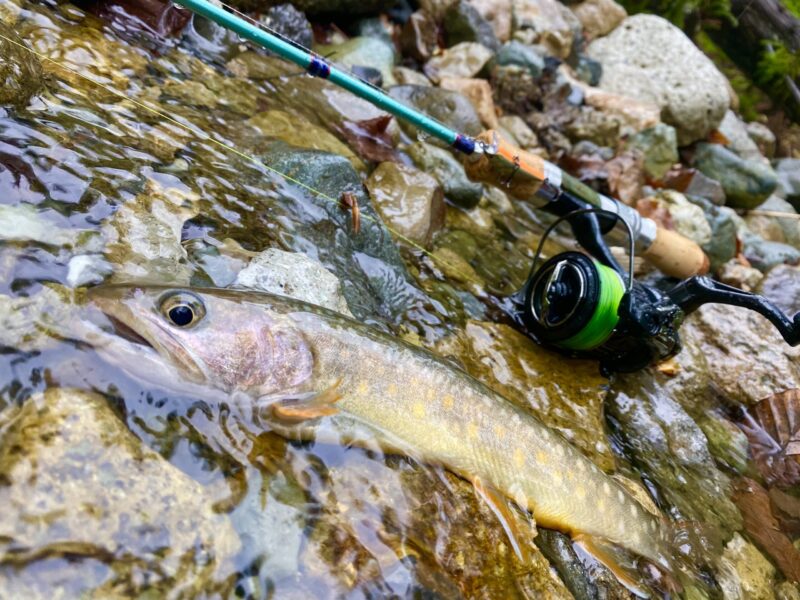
[246,109,365,170]
[607,375,742,557]
[234,248,353,316]
[0,388,240,597]
[693,143,777,210]
[717,533,777,600]
[102,177,199,284]
[0,23,44,107]
[407,141,484,209]
[260,146,433,323]
[587,14,729,144]
[365,162,445,248]
[0,285,75,352]
[0,204,100,250]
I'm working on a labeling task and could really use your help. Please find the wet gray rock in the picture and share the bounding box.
[686,198,737,271]
[626,123,678,179]
[0,23,44,108]
[444,0,500,50]
[0,388,240,598]
[774,158,800,210]
[315,36,396,87]
[388,85,483,138]
[407,141,484,209]
[587,15,729,144]
[741,231,800,272]
[746,121,776,159]
[757,263,800,315]
[231,0,394,16]
[234,248,353,316]
[693,143,777,210]
[364,161,445,248]
[684,170,726,205]
[573,54,602,86]
[608,375,743,547]
[686,303,800,405]
[649,190,711,246]
[745,195,800,249]
[718,110,768,164]
[261,3,313,50]
[492,40,546,78]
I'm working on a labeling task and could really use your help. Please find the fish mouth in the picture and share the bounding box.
[106,314,153,348]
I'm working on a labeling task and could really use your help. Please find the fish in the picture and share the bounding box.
[88,284,674,592]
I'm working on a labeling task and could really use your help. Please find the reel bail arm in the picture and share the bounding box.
[667,277,800,346]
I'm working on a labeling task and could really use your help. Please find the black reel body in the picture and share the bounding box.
[515,205,800,373]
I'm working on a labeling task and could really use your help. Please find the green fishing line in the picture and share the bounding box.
[560,261,625,351]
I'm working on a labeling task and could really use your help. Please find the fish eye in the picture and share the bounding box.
[159,292,206,329]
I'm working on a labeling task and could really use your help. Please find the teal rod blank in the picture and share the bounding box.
[174,0,471,151]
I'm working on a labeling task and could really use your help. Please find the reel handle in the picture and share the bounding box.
[668,277,800,346]
[463,130,709,279]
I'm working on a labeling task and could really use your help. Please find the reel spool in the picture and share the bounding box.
[521,208,635,355]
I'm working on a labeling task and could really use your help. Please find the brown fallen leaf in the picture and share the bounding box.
[338,115,399,163]
[635,198,674,231]
[732,477,800,582]
[606,151,644,205]
[737,389,800,488]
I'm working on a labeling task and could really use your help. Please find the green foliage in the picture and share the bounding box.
[756,39,800,106]
[617,0,736,28]
[784,0,800,18]
[697,31,770,121]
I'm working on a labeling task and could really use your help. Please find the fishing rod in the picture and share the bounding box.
[173,0,708,281]
[169,0,800,373]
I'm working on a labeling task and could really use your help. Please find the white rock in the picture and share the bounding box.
[234,248,352,317]
[468,0,512,41]
[587,14,729,144]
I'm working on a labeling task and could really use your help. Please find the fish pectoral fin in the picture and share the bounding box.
[572,533,651,598]
[269,378,343,423]
[471,476,531,564]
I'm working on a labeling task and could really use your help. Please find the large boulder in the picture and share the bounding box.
[587,14,730,144]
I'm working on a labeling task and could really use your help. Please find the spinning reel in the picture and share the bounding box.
[516,208,800,374]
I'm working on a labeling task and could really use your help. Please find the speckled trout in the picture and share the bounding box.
[88,285,673,586]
